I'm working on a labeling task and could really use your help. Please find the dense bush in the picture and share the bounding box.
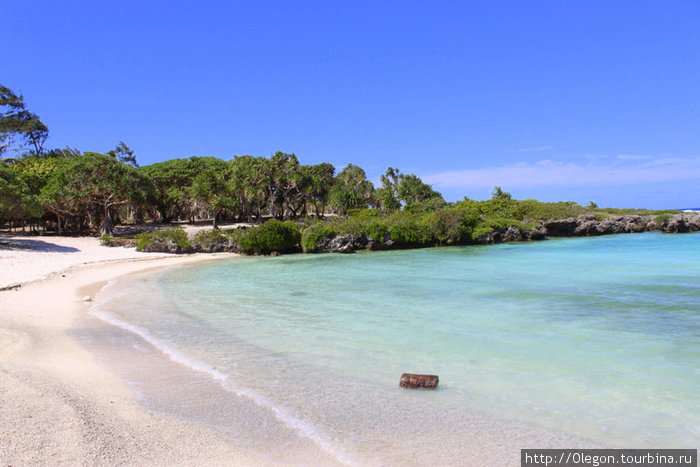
[388,218,433,246]
[365,221,389,242]
[301,223,337,252]
[192,228,228,248]
[236,219,301,254]
[136,228,191,253]
[426,208,479,244]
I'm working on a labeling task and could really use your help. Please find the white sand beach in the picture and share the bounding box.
[0,236,272,465]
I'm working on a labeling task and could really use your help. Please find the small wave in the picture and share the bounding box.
[88,295,353,465]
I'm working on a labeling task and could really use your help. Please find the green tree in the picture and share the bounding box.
[329,164,374,215]
[139,157,218,222]
[375,167,401,211]
[191,159,235,229]
[0,85,49,156]
[305,162,335,218]
[262,151,301,219]
[397,173,443,207]
[228,155,268,222]
[0,164,41,225]
[491,186,512,200]
[43,153,150,235]
[107,141,138,167]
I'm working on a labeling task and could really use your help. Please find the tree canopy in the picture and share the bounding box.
[0,85,49,157]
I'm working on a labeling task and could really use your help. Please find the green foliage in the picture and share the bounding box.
[42,153,151,234]
[397,173,443,206]
[139,156,223,223]
[136,228,191,252]
[329,164,374,214]
[1,84,49,156]
[301,222,337,252]
[426,208,479,244]
[192,228,227,247]
[347,208,379,219]
[388,218,433,246]
[236,219,301,254]
[106,141,138,167]
[365,221,389,241]
[403,197,447,213]
[376,167,443,211]
[100,233,112,245]
[491,186,512,200]
[0,164,40,220]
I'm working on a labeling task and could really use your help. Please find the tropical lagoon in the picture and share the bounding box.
[90,231,700,464]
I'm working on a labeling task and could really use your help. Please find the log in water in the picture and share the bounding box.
[400,373,439,388]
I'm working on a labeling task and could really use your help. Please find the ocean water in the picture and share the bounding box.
[91,232,699,464]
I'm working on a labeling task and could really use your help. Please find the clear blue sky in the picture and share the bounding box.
[4,1,699,208]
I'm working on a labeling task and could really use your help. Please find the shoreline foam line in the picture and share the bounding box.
[89,279,354,465]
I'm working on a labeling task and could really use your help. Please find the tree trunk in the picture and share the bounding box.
[102,204,113,235]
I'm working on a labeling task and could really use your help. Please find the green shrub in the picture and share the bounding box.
[100,233,112,246]
[347,208,379,219]
[403,197,447,213]
[136,228,191,253]
[237,219,301,254]
[365,221,389,241]
[427,208,479,244]
[389,219,433,246]
[192,228,227,248]
[301,223,337,252]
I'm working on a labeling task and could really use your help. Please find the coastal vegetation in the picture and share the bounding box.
[1,83,695,255]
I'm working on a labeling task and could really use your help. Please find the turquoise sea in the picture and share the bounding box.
[91,232,699,464]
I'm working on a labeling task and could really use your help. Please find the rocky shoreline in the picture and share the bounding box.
[105,212,700,255]
[314,212,700,253]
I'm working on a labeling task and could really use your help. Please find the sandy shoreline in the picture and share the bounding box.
[0,244,275,465]
[1,236,599,466]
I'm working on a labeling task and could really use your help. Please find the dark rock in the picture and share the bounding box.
[502,226,524,242]
[525,226,547,241]
[544,215,663,237]
[316,234,361,253]
[542,218,580,236]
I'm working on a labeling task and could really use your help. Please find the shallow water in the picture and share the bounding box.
[91,232,699,463]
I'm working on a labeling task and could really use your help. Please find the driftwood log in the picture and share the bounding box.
[399,373,439,388]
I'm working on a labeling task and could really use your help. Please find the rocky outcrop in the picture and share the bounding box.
[138,237,190,254]
[543,215,654,236]
[664,213,700,233]
[191,237,241,253]
[315,233,395,253]
[540,213,700,237]
[480,225,546,243]
[315,234,359,253]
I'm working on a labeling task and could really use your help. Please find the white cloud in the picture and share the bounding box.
[616,154,653,160]
[516,145,552,152]
[423,156,700,190]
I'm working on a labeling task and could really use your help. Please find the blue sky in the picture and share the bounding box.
[4,1,699,208]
